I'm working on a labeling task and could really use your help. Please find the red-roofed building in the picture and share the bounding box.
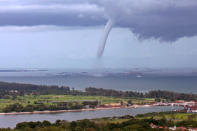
[187,106,197,113]
[150,123,157,129]
[177,127,187,131]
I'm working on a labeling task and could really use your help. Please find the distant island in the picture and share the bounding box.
[0,69,47,72]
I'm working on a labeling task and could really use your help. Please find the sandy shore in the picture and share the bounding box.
[0,105,153,115]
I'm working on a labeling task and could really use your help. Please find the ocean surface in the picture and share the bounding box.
[0,106,182,128]
[0,69,196,93]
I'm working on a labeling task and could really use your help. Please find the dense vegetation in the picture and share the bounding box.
[0,82,70,98]
[2,102,87,113]
[0,115,165,131]
[145,90,197,101]
[136,111,197,128]
[0,81,197,101]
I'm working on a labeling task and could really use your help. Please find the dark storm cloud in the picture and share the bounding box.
[0,11,105,26]
[0,0,197,41]
[97,0,197,41]
[0,0,106,26]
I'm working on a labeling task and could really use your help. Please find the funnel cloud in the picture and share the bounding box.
[97,19,114,58]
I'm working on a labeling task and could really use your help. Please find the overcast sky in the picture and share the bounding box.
[0,0,197,69]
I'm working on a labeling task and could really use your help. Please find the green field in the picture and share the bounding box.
[92,112,197,127]
[0,95,155,112]
[136,112,197,122]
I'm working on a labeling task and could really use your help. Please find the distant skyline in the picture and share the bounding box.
[0,0,197,69]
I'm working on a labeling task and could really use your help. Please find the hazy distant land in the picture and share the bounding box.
[0,68,197,93]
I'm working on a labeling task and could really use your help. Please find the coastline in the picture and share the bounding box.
[0,105,153,115]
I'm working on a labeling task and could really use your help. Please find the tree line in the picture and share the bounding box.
[0,116,163,131]
[0,81,197,101]
[3,101,99,113]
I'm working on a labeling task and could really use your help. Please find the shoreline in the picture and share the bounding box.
[0,105,154,115]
